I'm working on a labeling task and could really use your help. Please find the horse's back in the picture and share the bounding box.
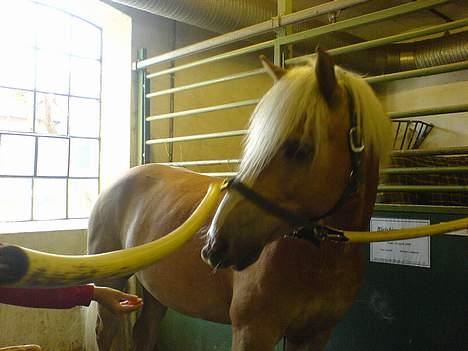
[88,164,214,252]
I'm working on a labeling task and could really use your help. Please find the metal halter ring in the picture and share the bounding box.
[349,127,365,153]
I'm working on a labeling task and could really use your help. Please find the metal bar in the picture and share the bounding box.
[158,159,241,167]
[147,68,266,98]
[393,121,401,149]
[367,60,468,85]
[399,122,410,150]
[145,38,271,80]
[146,99,259,121]
[146,130,247,145]
[146,41,273,79]
[135,0,369,70]
[389,104,468,120]
[282,0,453,59]
[168,21,177,162]
[392,147,468,156]
[374,203,468,215]
[381,167,468,175]
[378,185,468,192]
[137,48,151,165]
[289,18,468,65]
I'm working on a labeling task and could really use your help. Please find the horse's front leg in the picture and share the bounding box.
[230,291,285,351]
[231,319,282,351]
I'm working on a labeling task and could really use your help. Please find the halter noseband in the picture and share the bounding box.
[222,90,364,246]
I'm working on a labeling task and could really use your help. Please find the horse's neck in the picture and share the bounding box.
[327,150,380,231]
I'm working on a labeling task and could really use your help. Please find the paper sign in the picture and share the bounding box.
[370,218,431,268]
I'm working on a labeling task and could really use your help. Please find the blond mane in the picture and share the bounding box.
[237,60,392,183]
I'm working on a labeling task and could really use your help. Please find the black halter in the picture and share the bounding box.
[223,90,364,246]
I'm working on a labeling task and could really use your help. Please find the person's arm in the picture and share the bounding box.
[0,285,143,313]
[0,285,94,309]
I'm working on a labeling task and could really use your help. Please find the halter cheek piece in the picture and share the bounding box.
[222,90,364,246]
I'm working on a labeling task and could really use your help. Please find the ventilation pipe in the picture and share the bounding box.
[110,0,275,34]
[392,30,468,71]
[338,31,468,75]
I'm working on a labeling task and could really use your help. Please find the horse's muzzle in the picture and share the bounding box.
[201,239,230,270]
[201,238,263,271]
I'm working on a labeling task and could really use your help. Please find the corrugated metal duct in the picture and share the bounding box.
[110,0,275,33]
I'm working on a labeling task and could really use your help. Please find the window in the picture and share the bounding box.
[0,0,102,222]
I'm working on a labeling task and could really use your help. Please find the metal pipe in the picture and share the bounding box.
[378,185,468,192]
[388,104,468,120]
[146,130,247,145]
[366,60,468,84]
[146,99,259,121]
[381,167,468,175]
[135,0,369,70]
[147,68,266,97]
[374,203,468,215]
[158,159,240,167]
[392,147,468,157]
[146,41,273,79]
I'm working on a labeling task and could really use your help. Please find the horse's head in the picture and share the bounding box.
[202,48,391,270]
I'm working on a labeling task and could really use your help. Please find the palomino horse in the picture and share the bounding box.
[88,48,391,351]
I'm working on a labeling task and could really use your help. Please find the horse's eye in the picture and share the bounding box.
[283,140,313,161]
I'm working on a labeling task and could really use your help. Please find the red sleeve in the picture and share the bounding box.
[0,285,94,309]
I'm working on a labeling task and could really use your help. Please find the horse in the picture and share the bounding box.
[88,48,392,351]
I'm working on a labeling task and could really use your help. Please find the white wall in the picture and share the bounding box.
[0,1,131,350]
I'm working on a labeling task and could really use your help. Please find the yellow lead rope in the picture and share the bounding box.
[343,216,468,243]
[1,183,222,287]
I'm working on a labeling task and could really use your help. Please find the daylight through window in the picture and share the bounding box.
[0,0,102,222]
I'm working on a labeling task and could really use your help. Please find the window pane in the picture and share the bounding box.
[36,4,71,53]
[69,138,99,177]
[69,98,100,137]
[36,51,70,94]
[33,178,66,220]
[37,137,69,176]
[68,178,98,218]
[35,93,68,135]
[70,57,100,98]
[0,177,32,221]
[71,18,101,59]
[0,134,35,176]
[0,1,36,49]
[0,47,35,90]
[0,88,34,132]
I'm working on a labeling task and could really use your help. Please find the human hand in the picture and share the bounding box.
[92,286,143,314]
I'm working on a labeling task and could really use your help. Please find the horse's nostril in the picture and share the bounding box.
[212,238,227,253]
[201,238,229,268]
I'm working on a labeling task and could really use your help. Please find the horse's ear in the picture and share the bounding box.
[259,55,286,82]
[315,46,337,104]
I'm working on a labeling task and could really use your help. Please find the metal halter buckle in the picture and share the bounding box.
[349,127,365,153]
